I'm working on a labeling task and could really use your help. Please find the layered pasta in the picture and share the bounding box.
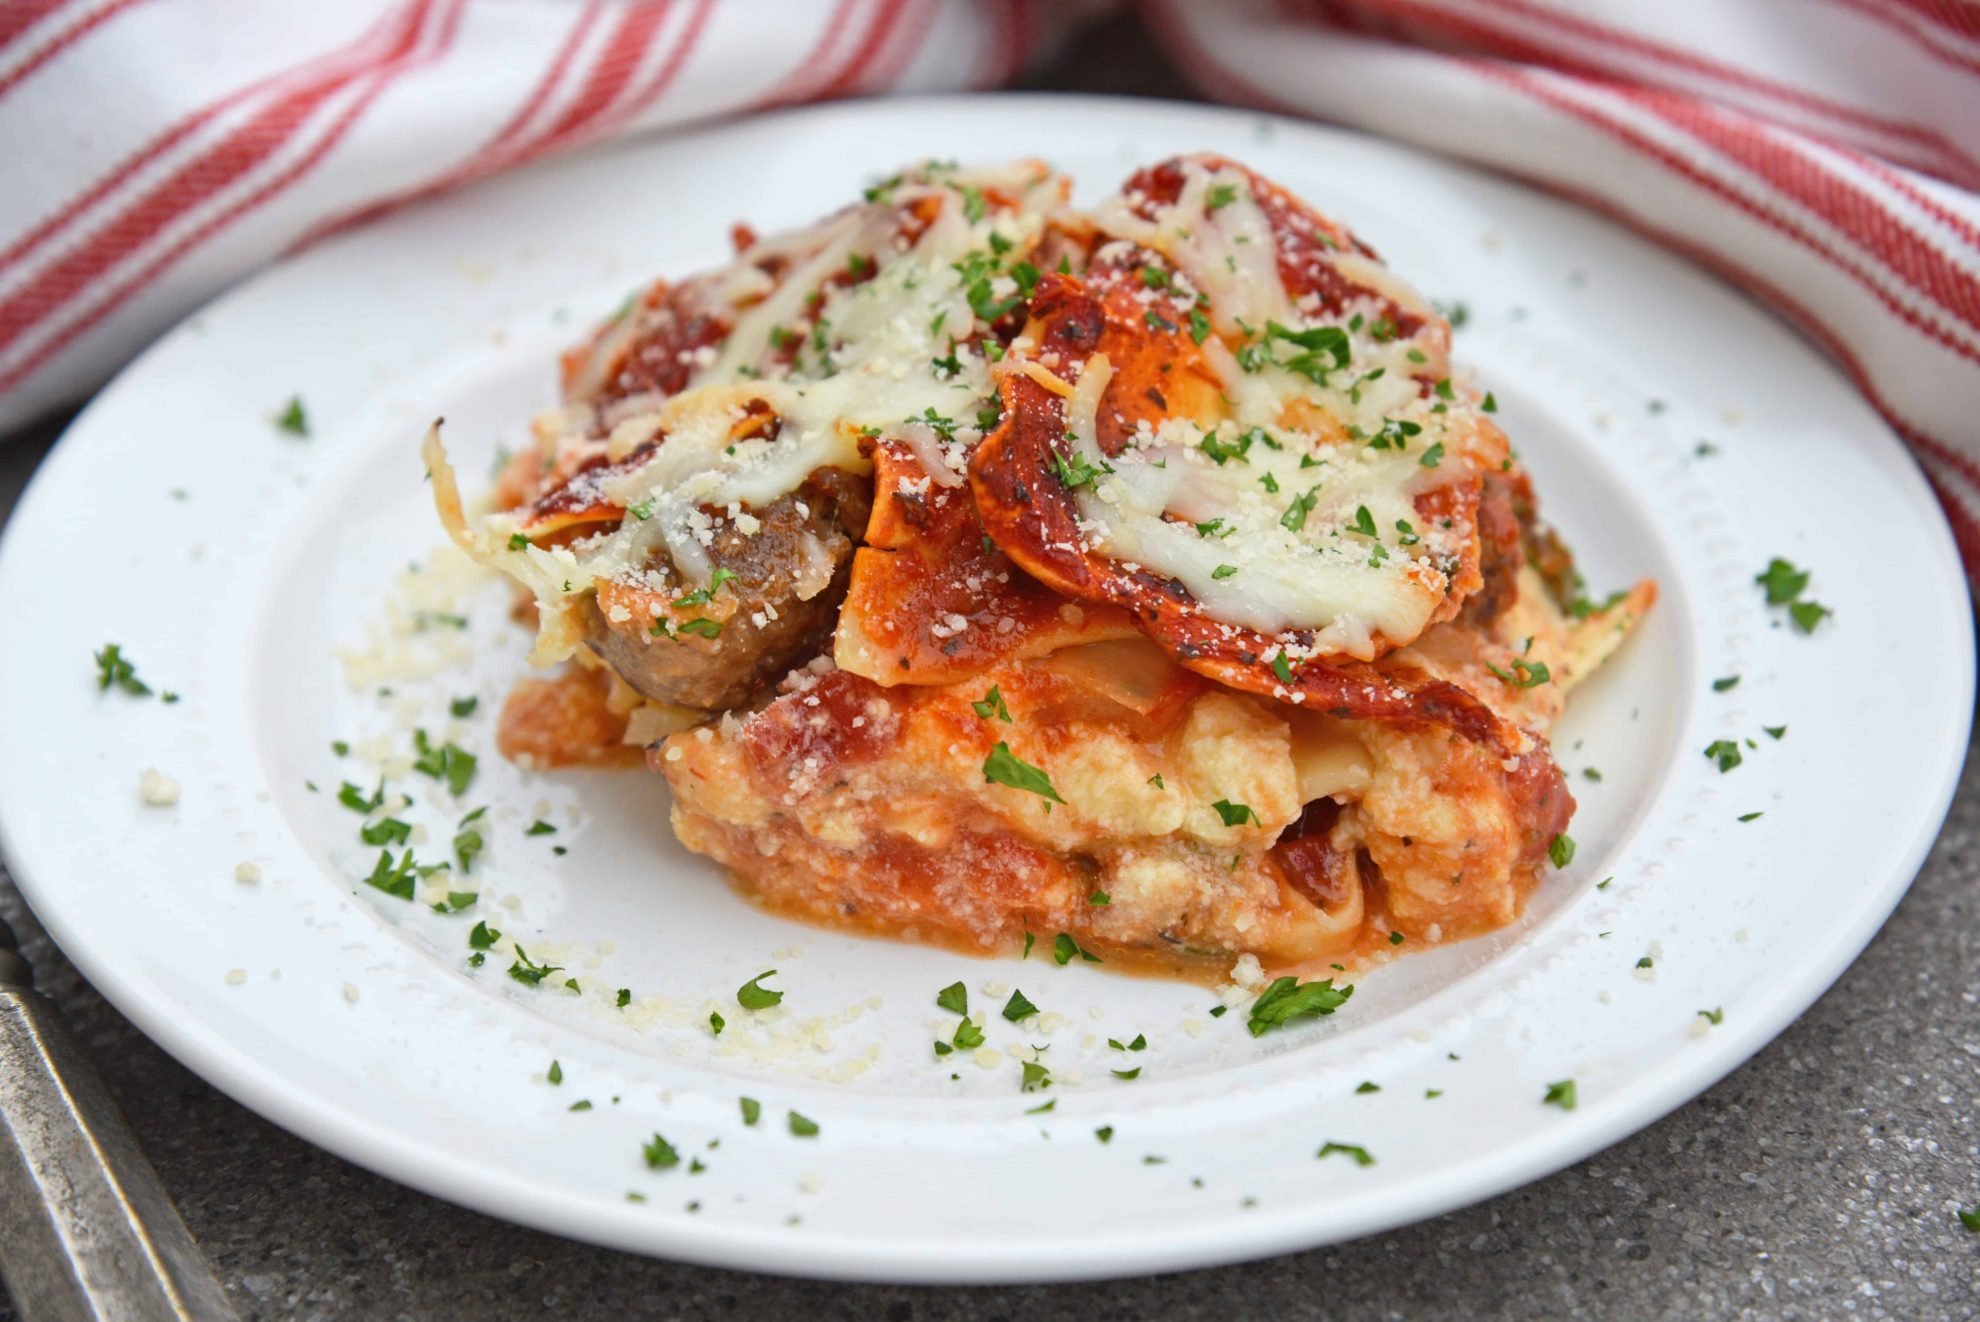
[426,155,1653,976]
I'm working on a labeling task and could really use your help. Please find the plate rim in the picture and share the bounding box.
[0,91,1971,1283]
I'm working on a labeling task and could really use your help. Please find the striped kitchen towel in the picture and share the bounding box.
[1145,0,1980,573]
[0,0,1099,433]
[7,1,1979,576]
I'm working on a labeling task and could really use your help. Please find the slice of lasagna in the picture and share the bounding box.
[426,155,1653,976]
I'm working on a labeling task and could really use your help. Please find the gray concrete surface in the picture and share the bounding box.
[1,16,1977,1319]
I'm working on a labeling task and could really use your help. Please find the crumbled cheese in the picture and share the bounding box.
[234,862,262,884]
[138,769,180,806]
[224,968,246,986]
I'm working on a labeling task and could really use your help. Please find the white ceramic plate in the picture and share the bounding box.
[0,96,1969,1284]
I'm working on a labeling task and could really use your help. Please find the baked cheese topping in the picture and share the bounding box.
[1064,159,1499,657]
[438,162,1070,659]
[438,156,1499,665]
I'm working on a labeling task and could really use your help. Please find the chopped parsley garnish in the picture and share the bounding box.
[1246,975,1353,1037]
[1270,650,1296,686]
[1388,930,1405,945]
[1418,441,1445,468]
[547,1060,563,1085]
[361,817,412,847]
[1206,183,1241,210]
[788,1111,820,1137]
[1279,485,1321,532]
[1755,557,1833,632]
[1347,504,1378,538]
[450,695,479,718]
[506,531,530,550]
[616,988,631,1007]
[1002,989,1039,1022]
[1486,657,1551,688]
[1703,739,1743,773]
[525,820,558,836]
[1199,432,1252,465]
[671,568,738,608]
[433,891,477,913]
[1738,811,1763,822]
[627,498,655,521]
[275,396,309,436]
[1265,321,1352,384]
[1316,1141,1375,1166]
[1208,1005,1228,1018]
[1548,833,1576,868]
[1355,1081,1380,1094]
[468,920,500,950]
[93,644,154,696]
[708,1011,724,1036]
[1542,1079,1578,1111]
[643,1133,680,1169]
[1957,1205,1980,1233]
[1188,309,1212,344]
[1095,1125,1115,1143]
[362,849,421,900]
[411,729,476,796]
[1020,1059,1052,1093]
[676,617,723,639]
[1212,799,1260,827]
[1636,956,1654,969]
[1111,1067,1141,1081]
[1755,558,1809,605]
[1053,932,1101,965]
[1051,448,1107,489]
[1147,773,1165,789]
[1212,564,1238,580]
[736,970,783,1010]
[1764,725,1787,740]
[340,779,382,811]
[1481,392,1498,412]
[982,742,1065,804]
[1089,889,1110,906]
[1370,415,1417,451]
[1698,1007,1725,1025]
[936,981,969,1015]
[1195,516,1233,538]
[740,1097,761,1126]
[952,1018,986,1050]
[506,945,561,986]
[1110,1034,1148,1052]
[1712,676,1740,692]
[452,812,484,873]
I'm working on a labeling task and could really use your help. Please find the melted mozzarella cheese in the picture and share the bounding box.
[1064,353,1455,657]
[459,166,1070,662]
[1092,162,1292,335]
